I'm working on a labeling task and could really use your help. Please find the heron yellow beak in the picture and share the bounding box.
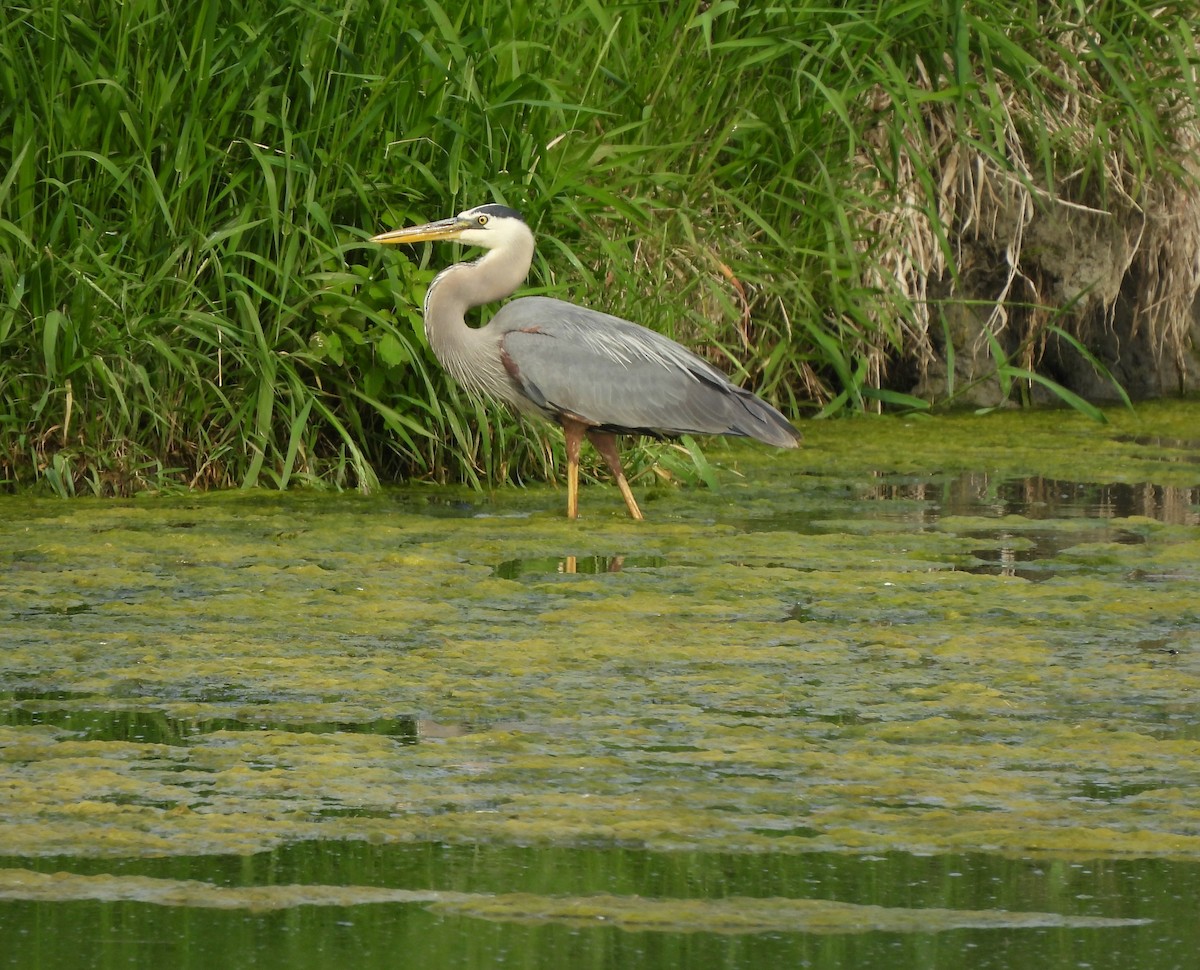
[371,216,468,245]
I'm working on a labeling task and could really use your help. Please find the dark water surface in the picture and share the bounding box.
[2,406,1198,968]
[2,844,1196,969]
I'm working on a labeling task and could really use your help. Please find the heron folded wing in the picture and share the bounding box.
[497,298,799,445]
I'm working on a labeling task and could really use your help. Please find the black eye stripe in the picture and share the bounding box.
[471,204,525,223]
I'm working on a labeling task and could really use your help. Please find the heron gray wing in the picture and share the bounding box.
[494,297,799,445]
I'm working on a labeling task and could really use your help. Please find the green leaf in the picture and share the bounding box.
[679,435,719,491]
[377,332,410,367]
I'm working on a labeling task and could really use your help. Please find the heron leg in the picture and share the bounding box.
[561,418,585,520]
[586,430,644,521]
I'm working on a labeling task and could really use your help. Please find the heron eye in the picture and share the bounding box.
[477,215,488,226]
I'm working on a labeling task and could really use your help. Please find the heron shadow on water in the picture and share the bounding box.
[371,203,801,520]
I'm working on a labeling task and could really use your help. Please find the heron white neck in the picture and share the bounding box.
[422,229,535,394]
[426,240,533,321]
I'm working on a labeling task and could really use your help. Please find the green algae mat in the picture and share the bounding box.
[2,404,1198,969]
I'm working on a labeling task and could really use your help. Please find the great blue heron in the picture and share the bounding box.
[371,203,800,520]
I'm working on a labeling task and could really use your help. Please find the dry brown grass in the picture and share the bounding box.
[854,16,1200,401]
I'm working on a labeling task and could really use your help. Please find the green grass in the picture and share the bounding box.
[0,0,1195,493]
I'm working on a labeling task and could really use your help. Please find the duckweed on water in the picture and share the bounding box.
[0,868,1149,933]
[0,404,1199,954]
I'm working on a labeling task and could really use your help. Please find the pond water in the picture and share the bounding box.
[1,404,1198,969]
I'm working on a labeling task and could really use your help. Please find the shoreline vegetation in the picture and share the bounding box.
[1,1,1197,496]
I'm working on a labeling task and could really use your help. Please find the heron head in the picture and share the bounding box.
[372,204,526,250]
